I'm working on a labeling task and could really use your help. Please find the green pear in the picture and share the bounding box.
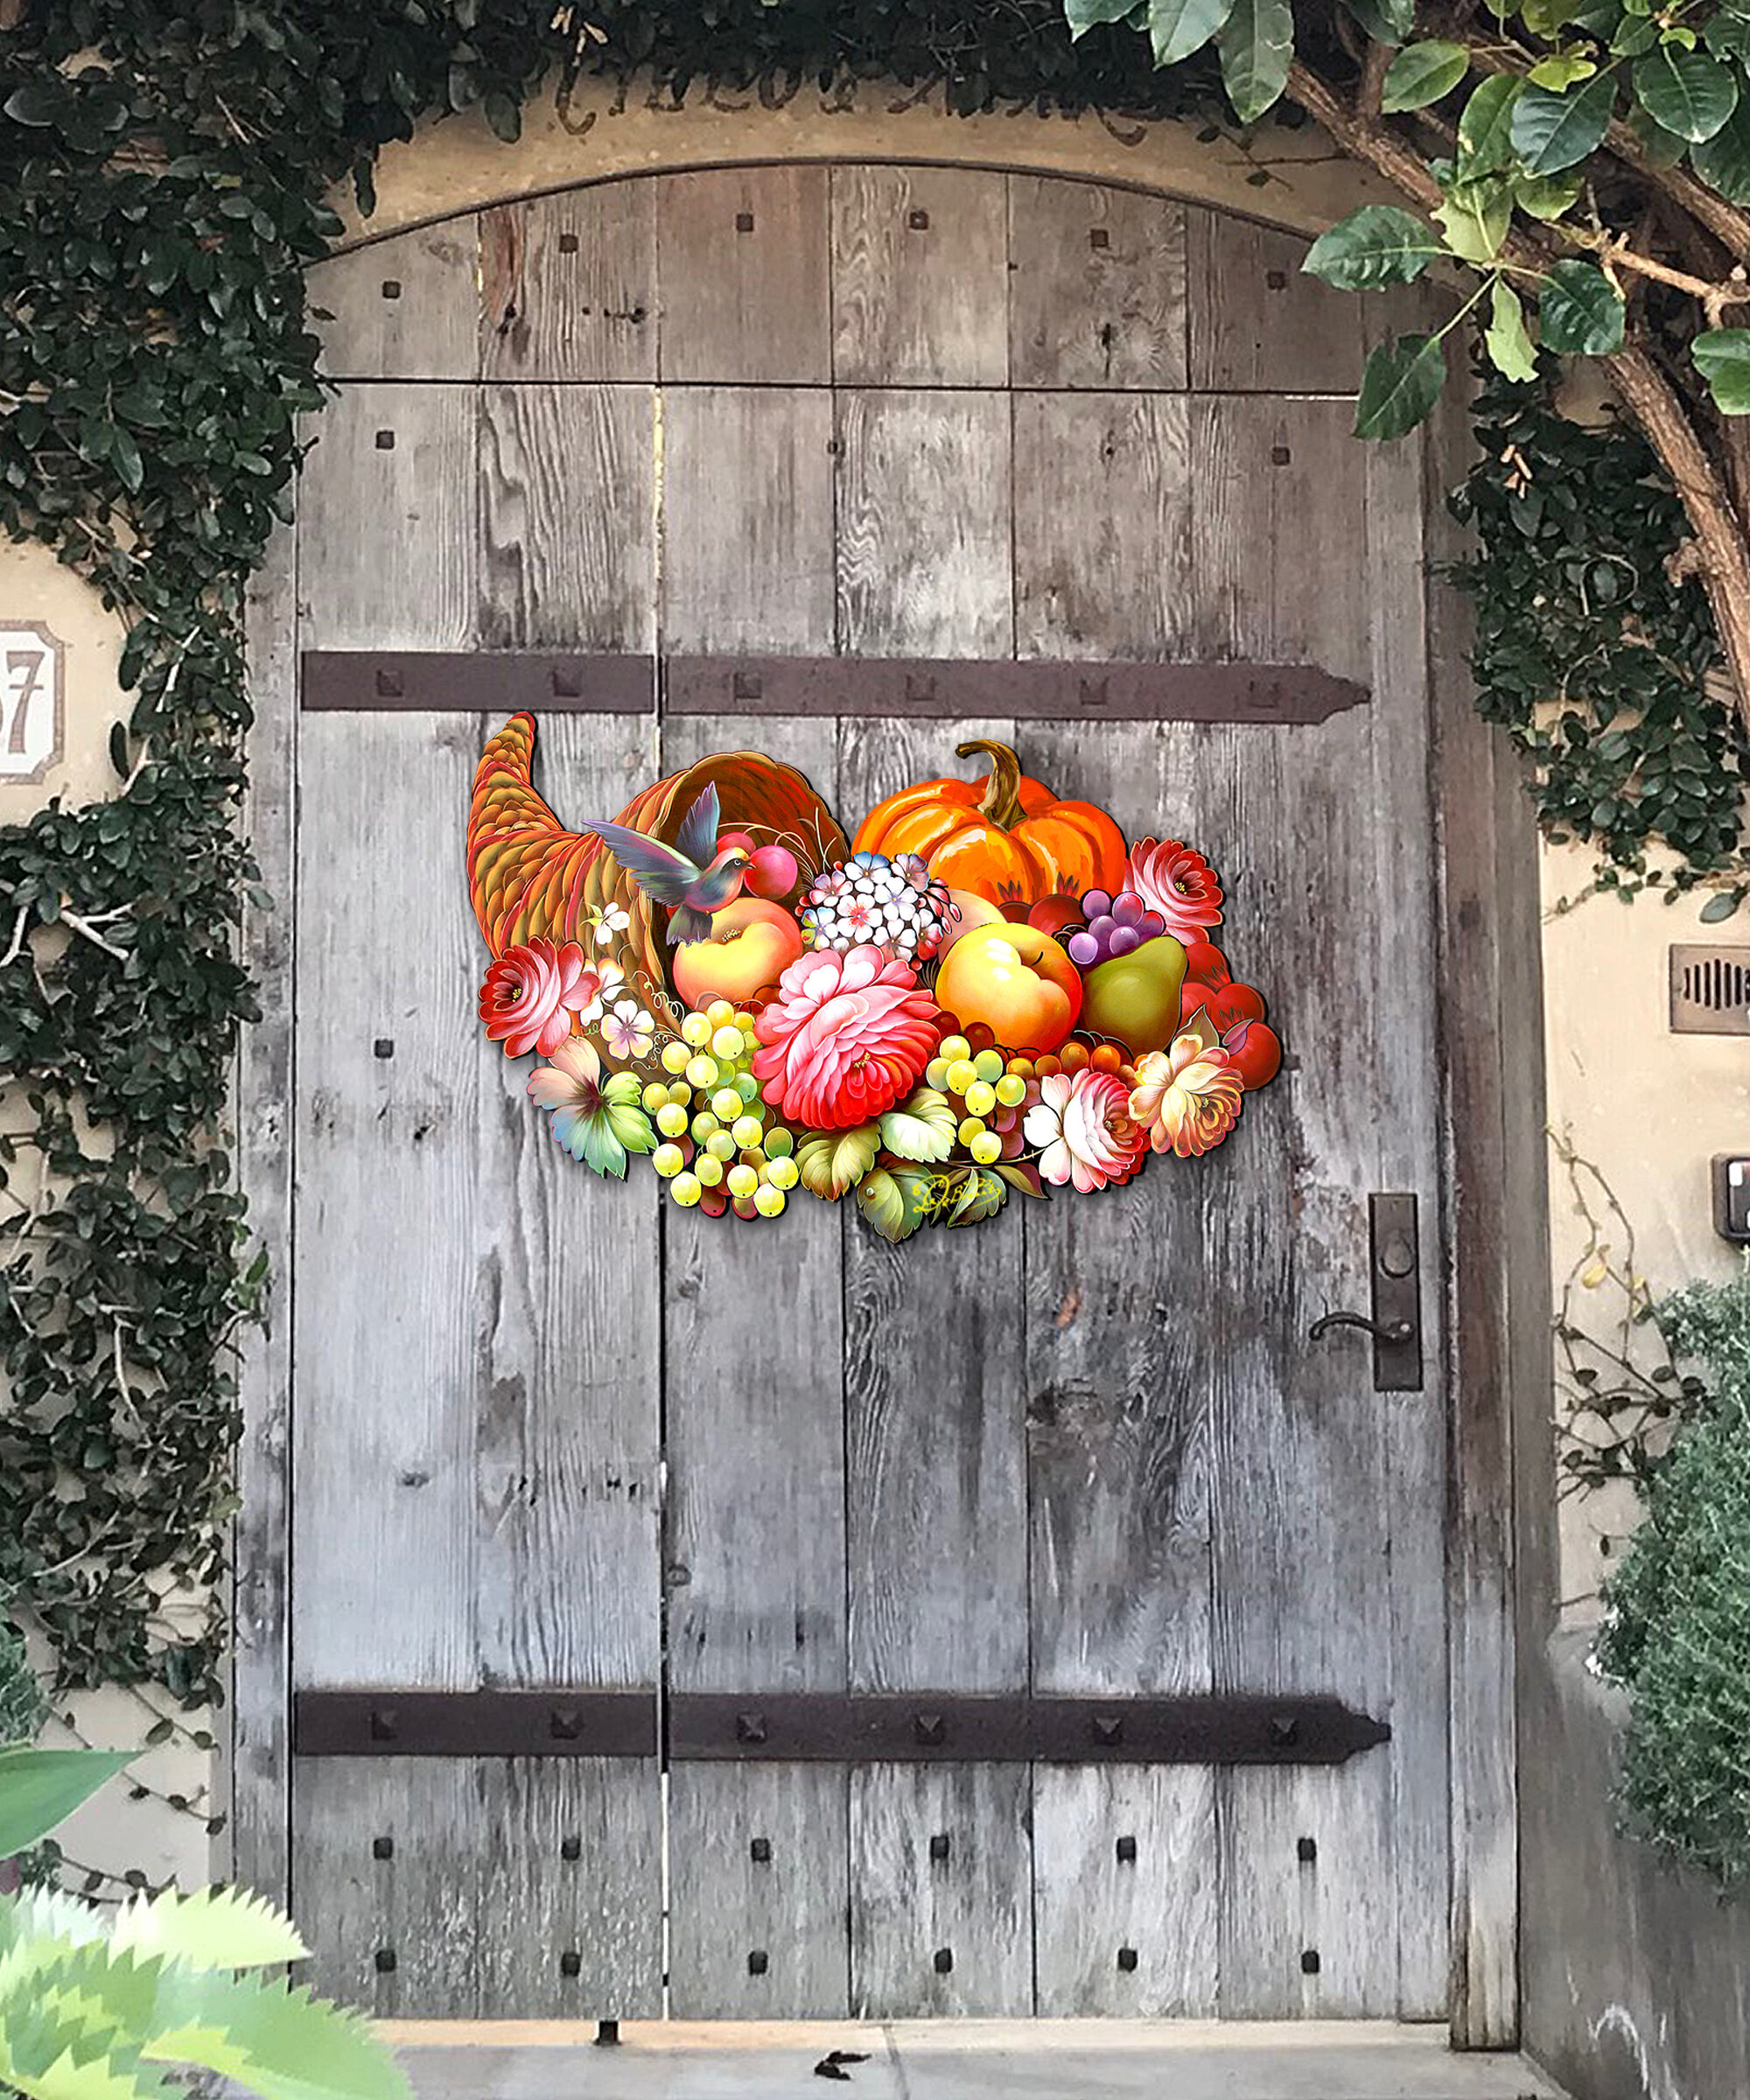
[1080,935,1188,1056]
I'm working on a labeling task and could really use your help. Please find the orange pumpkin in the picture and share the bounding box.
[852,740,1129,914]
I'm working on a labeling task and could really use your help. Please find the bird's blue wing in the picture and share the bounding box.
[672,784,720,874]
[578,820,698,906]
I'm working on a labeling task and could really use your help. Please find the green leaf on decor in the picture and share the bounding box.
[946,1168,1009,1227]
[1216,0,1293,122]
[854,1166,932,1242]
[1691,101,1750,202]
[878,1087,958,1164]
[0,1746,133,1857]
[1510,72,1617,172]
[1146,0,1236,66]
[1485,282,1540,382]
[1633,46,1738,142]
[795,1124,882,1201]
[1303,205,1442,288]
[1539,260,1627,352]
[1459,74,1523,174]
[1354,333,1447,440]
[1381,41,1469,112]
[1694,329,1750,412]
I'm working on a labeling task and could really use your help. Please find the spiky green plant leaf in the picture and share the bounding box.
[142,1971,413,2100]
[111,1886,308,1971]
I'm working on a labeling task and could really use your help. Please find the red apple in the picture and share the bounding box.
[1222,1018,1282,1089]
[1028,893,1087,941]
[1182,939,1231,990]
[673,898,806,1010]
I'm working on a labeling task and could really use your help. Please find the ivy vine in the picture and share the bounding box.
[0,2,1746,1873]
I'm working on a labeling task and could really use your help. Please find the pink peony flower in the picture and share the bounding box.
[1023,1068,1150,1194]
[1126,837,1223,941]
[1128,1032,1244,1159]
[480,938,602,1059]
[752,946,941,1132]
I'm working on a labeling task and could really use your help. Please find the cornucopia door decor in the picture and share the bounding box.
[273,162,1490,2033]
[467,718,1282,1233]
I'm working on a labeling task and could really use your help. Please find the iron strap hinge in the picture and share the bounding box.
[293,1690,1389,1765]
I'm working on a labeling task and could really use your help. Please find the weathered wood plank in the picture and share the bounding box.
[657,167,832,384]
[1022,719,1220,2018]
[1012,394,1192,661]
[233,522,298,1908]
[309,221,481,382]
[291,711,486,1691]
[1008,178,1187,391]
[662,711,850,2020]
[850,1765,1032,2016]
[297,384,476,652]
[1186,211,1368,396]
[479,384,656,653]
[1426,380,1521,2049]
[835,390,1013,660]
[837,716,1031,2016]
[290,1759,480,2015]
[660,389,836,654]
[831,166,1009,387]
[480,188,656,382]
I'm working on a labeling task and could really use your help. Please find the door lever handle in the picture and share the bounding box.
[1308,1311,1413,1346]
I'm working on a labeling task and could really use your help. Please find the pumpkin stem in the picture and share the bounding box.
[958,740,1024,831]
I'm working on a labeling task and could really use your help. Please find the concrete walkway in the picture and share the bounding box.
[379,2020,1570,2099]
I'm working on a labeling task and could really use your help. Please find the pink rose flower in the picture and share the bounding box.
[752,947,941,1132]
[1126,837,1223,941]
[479,938,600,1059]
[1128,1032,1244,1159]
[1022,1068,1149,1194]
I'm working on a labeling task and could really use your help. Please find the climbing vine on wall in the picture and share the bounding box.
[0,1,1746,1873]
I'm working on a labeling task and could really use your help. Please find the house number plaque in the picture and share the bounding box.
[0,623,64,783]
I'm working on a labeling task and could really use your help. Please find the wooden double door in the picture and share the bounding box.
[279,161,1459,2021]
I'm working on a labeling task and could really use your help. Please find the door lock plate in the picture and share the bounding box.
[1369,1192,1423,1391]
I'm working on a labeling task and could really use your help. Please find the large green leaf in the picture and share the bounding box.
[1633,46,1737,142]
[1146,0,1236,66]
[1459,74,1523,174]
[853,1166,933,1242]
[794,1123,881,1201]
[1338,0,1414,46]
[1539,259,1627,351]
[878,1088,957,1165]
[111,1886,308,1972]
[1694,328,1750,412]
[1485,281,1539,382]
[0,1747,133,1858]
[1515,169,1584,218]
[1064,0,1139,35]
[1354,333,1447,440]
[1509,72,1618,172]
[1691,100,1750,201]
[144,1972,414,2100]
[1216,0,1293,122]
[1303,205,1442,288]
[1435,178,1512,262]
[1382,40,1469,111]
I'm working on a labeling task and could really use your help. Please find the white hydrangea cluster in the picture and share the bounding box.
[797,850,952,962]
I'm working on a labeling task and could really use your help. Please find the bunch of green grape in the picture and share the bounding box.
[644,998,800,1220]
[924,1032,1032,1166]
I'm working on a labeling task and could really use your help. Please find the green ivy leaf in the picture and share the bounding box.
[1146,0,1237,66]
[1216,0,1293,122]
[1435,178,1512,263]
[1699,888,1747,921]
[1633,46,1737,142]
[794,1123,882,1200]
[1303,205,1442,288]
[1690,101,1750,203]
[481,90,522,144]
[1354,333,1447,441]
[1381,40,1469,112]
[1510,72,1618,172]
[1693,329,1750,412]
[1460,74,1523,174]
[1485,281,1540,383]
[1539,260,1627,352]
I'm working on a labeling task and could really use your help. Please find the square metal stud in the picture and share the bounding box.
[371,1835,394,1860]
[558,232,579,254]
[929,1832,950,1862]
[908,207,930,230]
[933,1947,954,1974]
[374,429,395,451]
[1301,1948,1321,1975]
[748,1949,769,1976]
[374,1948,396,1974]
[380,279,402,300]
[1117,1945,1139,1972]
[750,1837,772,1864]
[374,1039,394,1060]
[560,1950,582,1978]
[736,211,755,233]
[561,1835,582,1862]
[1297,1835,1317,1864]
[1089,228,1110,249]
[1116,1835,1138,1864]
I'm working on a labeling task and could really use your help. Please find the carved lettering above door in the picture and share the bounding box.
[466,710,1283,1236]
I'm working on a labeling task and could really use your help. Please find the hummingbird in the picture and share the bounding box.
[579,785,794,946]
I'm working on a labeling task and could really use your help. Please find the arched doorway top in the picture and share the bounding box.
[337,69,1396,254]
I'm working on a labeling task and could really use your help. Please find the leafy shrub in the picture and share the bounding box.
[1599,1264,1750,1887]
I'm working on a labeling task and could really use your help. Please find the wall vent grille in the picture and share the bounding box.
[1670,945,1750,1034]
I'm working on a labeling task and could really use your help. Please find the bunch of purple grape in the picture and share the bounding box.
[1065,889,1168,969]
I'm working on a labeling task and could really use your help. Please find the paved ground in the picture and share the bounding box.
[378,2020,1570,2099]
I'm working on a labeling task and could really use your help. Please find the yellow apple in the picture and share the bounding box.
[673,899,805,1010]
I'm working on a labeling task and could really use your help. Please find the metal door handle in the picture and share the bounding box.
[1308,1312,1413,1346]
